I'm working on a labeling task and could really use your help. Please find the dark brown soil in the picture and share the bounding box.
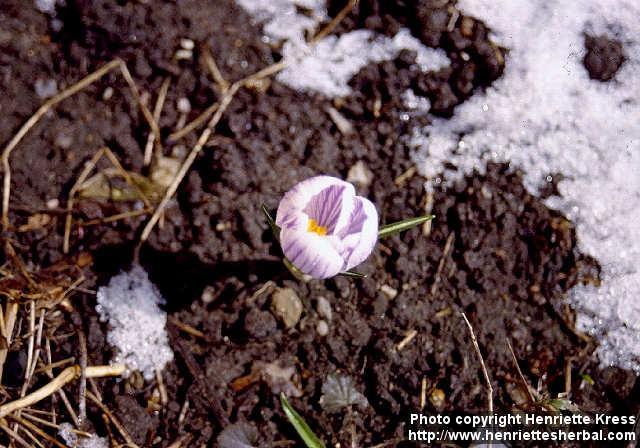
[1,1,638,447]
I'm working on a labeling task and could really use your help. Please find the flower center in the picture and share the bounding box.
[307,218,328,236]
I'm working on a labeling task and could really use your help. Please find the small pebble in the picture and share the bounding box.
[380,284,398,300]
[271,287,303,329]
[180,38,195,50]
[102,86,114,101]
[316,320,329,337]
[46,198,60,209]
[316,296,332,321]
[201,285,217,304]
[174,49,193,60]
[346,161,373,188]
[177,98,191,114]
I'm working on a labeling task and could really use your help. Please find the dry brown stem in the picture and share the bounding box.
[0,364,125,418]
[461,312,494,413]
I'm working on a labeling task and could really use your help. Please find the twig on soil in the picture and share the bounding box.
[0,364,125,418]
[144,77,171,166]
[395,329,417,351]
[460,312,493,413]
[155,368,168,408]
[420,377,427,410]
[9,415,67,448]
[167,316,205,339]
[46,338,80,427]
[203,46,230,93]
[506,339,538,403]
[177,397,189,429]
[1,59,159,231]
[78,328,88,423]
[311,0,358,43]
[85,390,139,448]
[167,434,193,448]
[430,233,455,296]
[0,300,19,384]
[0,418,32,448]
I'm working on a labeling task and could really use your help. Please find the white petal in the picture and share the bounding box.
[276,175,354,231]
[281,228,345,279]
[342,197,379,271]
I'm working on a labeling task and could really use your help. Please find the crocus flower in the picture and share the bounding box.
[276,175,379,279]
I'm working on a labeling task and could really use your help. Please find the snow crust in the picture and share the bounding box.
[96,266,173,380]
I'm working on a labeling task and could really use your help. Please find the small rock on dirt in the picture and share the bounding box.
[316,296,332,321]
[270,287,303,328]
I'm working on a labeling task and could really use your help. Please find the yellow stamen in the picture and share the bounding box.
[307,218,328,236]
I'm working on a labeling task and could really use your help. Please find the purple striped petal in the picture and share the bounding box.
[281,228,344,279]
[339,197,379,271]
[276,176,354,232]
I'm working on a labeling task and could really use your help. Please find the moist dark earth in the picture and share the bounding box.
[1,0,638,447]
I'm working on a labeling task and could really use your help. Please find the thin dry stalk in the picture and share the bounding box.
[86,391,139,448]
[0,364,125,418]
[63,148,106,254]
[203,46,229,92]
[311,0,358,43]
[506,339,537,403]
[461,312,493,413]
[0,301,19,384]
[1,59,158,230]
[27,308,45,381]
[430,232,455,296]
[78,208,150,227]
[10,415,67,448]
[0,419,32,448]
[78,329,88,422]
[14,421,47,448]
[168,102,220,142]
[34,357,74,375]
[46,338,79,427]
[395,329,417,351]
[23,302,36,385]
[155,369,168,407]
[144,77,171,166]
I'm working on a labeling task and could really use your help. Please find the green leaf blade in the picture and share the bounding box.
[280,393,326,448]
[378,215,435,239]
[262,204,281,240]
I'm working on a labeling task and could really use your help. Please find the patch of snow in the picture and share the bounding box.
[278,29,449,97]
[58,423,108,448]
[235,0,449,97]
[96,265,173,380]
[409,0,640,372]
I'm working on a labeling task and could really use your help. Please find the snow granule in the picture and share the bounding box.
[96,265,173,380]
[409,0,640,372]
[235,0,449,97]
[58,423,108,448]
